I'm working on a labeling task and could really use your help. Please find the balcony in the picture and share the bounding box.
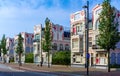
[33,39,40,42]
[92,45,100,49]
[92,45,105,52]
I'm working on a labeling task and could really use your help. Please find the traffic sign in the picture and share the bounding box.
[86,53,90,59]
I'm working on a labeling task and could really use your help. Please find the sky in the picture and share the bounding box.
[0,0,120,39]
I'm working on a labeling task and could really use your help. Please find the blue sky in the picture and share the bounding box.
[0,0,120,39]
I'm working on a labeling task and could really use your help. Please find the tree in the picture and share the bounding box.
[42,18,52,68]
[16,33,24,66]
[1,34,8,63]
[97,0,120,72]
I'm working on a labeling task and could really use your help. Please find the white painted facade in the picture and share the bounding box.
[71,4,120,67]
[33,23,70,65]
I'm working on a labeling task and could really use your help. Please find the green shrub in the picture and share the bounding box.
[10,57,14,62]
[52,51,70,65]
[25,53,34,63]
[110,64,120,68]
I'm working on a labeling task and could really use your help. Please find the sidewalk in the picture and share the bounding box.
[5,63,120,76]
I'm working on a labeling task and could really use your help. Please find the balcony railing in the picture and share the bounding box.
[92,45,100,49]
[33,39,40,42]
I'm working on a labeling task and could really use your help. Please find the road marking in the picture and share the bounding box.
[8,67,25,72]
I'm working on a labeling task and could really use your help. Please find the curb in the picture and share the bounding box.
[9,64,49,72]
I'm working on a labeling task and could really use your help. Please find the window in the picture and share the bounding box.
[89,42,92,47]
[80,38,83,51]
[9,50,14,55]
[76,24,83,35]
[31,38,33,44]
[33,45,35,51]
[73,55,76,63]
[74,13,80,20]
[60,44,63,50]
[77,25,82,32]
[27,38,30,44]
[73,26,76,35]
[65,44,69,51]
[89,37,92,47]
[38,44,40,51]
[35,34,40,40]
[53,43,57,50]
[96,9,102,15]
[31,47,33,53]
[95,20,99,30]
[95,35,98,44]
[25,47,30,53]
[72,38,78,48]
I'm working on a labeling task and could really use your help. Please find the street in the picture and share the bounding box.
[1,63,120,76]
[0,64,59,76]
[0,64,81,76]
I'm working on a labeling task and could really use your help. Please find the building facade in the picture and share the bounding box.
[33,23,70,65]
[92,4,120,66]
[51,23,70,52]
[70,4,120,67]
[70,10,86,66]
[6,37,14,63]
[33,24,43,65]
[14,32,34,63]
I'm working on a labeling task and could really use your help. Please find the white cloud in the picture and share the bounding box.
[0,0,71,38]
[0,0,119,38]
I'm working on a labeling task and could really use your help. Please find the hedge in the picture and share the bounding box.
[25,53,34,63]
[52,51,70,65]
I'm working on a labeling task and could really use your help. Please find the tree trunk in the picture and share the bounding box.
[3,55,6,64]
[19,53,22,66]
[48,51,50,68]
[108,50,110,72]
[40,55,43,67]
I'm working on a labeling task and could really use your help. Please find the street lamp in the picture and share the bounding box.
[83,1,89,76]
[40,24,43,67]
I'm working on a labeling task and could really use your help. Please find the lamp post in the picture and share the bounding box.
[40,24,43,67]
[83,1,89,76]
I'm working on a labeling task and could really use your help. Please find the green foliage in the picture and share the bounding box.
[1,34,8,55]
[42,18,52,68]
[10,57,14,62]
[52,51,70,65]
[43,18,52,52]
[25,53,34,63]
[97,0,120,72]
[97,0,120,50]
[16,33,24,54]
[16,33,24,66]
[110,64,120,68]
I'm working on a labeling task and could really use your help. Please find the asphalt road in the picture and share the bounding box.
[0,64,58,76]
[0,64,81,76]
